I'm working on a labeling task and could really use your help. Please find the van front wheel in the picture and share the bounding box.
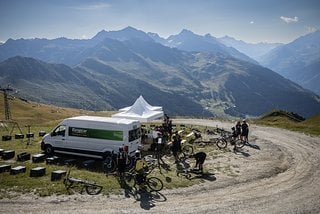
[44,145,54,155]
[103,156,116,173]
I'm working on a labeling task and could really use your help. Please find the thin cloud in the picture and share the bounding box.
[280,16,298,23]
[250,21,254,24]
[306,26,317,33]
[71,3,111,10]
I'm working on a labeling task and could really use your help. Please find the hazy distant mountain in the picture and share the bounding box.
[260,30,320,95]
[219,36,282,62]
[1,27,320,117]
[0,37,93,66]
[0,27,154,66]
[147,32,167,44]
[92,26,153,43]
[161,29,257,64]
[290,60,320,95]
[0,27,257,65]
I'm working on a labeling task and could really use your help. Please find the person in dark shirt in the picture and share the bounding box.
[171,131,182,163]
[189,152,207,173]
[235,121,242,139]
[117,147,127,177]
[241,119,249,142]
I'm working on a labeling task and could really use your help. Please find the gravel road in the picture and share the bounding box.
[1,119,320,213]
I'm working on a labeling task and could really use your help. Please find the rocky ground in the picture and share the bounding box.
[1,119,320,213]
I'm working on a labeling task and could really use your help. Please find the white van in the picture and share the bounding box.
[41,116,141,159]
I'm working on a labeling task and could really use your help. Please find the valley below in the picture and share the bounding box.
[1,119,320,213]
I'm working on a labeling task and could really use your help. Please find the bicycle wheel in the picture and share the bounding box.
[234,139,245,149]
[64,180,84,194]
[182,145,193,156]
[103,156,116,173]
[216,138,227,149]
[85,184,103,195]
[147,177,163,192]
[186,173,192,179]
[63,178,73,189]
[177,171,191,180]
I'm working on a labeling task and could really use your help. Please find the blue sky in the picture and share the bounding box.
[0,0,319,44]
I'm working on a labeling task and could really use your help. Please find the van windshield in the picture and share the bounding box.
[52,125,66,136]
[129,128,140,142]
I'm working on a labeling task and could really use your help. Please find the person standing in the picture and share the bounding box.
[235,121,242,139]
[171,131,182,163]
[241,119,249,143]
[117,147,127,178]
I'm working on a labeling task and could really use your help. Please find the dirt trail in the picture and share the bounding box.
[1,119,320,213]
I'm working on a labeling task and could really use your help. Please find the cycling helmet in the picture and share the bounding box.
[135,150,141,158]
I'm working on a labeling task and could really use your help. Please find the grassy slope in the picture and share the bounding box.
[0,93,114,126]
[254,109,320,136]
[0,95,218,198]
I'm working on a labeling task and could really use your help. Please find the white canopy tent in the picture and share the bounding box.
[112,95,164,122]
[119,95,162,112]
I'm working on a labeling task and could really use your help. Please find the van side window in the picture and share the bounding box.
[129,128,141,142]
[53,125,66,136]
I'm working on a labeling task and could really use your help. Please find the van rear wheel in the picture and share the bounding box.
[44,145,54,155]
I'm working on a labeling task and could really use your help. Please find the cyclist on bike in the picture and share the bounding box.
[189,151,206,173]
[133,150,149,190]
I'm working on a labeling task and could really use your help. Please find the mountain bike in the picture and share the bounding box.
[185,129,202,144]
[181,144,194,156]
[217,128,245,149]
[152,139,194,160]
[207,137,228,149]
[143,154,161,173]
[103,150,135,174]
[185,128,228,149]
[124,171,163,192]
[63,167,103,195]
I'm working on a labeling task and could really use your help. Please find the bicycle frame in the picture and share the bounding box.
[124,166,163,192]
[63,167,103,195]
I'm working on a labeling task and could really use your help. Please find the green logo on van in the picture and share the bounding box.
[69,127,123,141]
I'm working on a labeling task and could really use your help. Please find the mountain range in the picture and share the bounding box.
[0,27,319,118]
[218,36,282,62]
[148,29,257,64]
[259,30,320,95]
